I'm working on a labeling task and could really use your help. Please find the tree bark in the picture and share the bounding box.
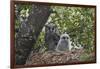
[15,4,51,65]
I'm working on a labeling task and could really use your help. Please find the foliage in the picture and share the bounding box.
[15,4,32,29]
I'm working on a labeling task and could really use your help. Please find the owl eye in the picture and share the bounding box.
[48,27,50,30]
[52,28,54,30]
[62,37,66,39]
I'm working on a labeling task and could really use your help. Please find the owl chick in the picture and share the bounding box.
[56,33,71,52]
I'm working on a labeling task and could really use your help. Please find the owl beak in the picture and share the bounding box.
[50,29,53,32]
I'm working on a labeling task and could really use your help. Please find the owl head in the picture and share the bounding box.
[45,23,57,33]
[60,33,70,41]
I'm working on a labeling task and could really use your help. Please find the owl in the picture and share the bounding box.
[56,33,71,52]
[45,23,60,51]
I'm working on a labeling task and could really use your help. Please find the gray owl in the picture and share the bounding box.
[45,23,60,51]
[56,33,71,52]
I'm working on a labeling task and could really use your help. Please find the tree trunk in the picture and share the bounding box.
[15,4,51,65]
